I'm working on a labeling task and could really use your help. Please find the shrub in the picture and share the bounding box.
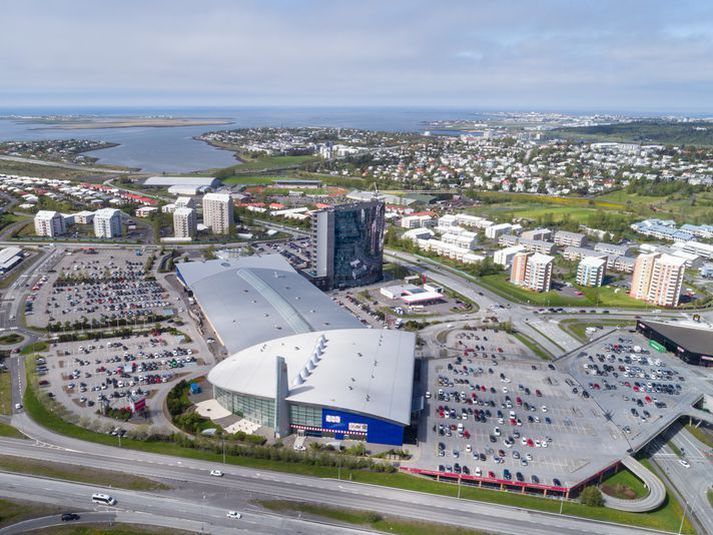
[580,486,604,507]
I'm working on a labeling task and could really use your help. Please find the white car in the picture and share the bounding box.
[210,469,224,477]
[678,459,691,469]
[541,406,548,413]
[227,511,242,519]
[493,427,501,436]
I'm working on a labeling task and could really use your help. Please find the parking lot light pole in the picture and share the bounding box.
[559,495,564,515]
[457,476,461,499]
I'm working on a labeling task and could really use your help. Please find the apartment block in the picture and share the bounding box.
[485,223,514,240]
[202,192,234,234]
[523,253,554,292]
[173,207,197,239]
[93,208,122,238]
[576,256,607,287]
[400,214,432,229]
[521,228,552,241]
[553,230,587,247]
[494,245,526,267]
[629,253,686,307]
[34,210,66,237]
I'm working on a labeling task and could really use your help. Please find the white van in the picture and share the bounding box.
[91,493,117,505]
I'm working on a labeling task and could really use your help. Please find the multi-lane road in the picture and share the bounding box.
[0,413,661,535]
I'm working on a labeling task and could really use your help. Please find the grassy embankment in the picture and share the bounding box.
[0,455,168,491]
[684,423,713,449]
[258,500,488,535]
[478,273,648,309]
[0,498,63,528]
[0,372,12,415]
[512,332,553,360]
[0,422,24,438]
[600,469,649,500]
[559,319,637,343]
[22,373,696,534]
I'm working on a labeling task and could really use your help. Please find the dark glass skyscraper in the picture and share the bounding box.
[310,200,385,290]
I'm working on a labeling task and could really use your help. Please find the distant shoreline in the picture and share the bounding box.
[1,115,234,131]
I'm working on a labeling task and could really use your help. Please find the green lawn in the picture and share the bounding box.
[31,525,193,535]
[513,332,552,360]
[685,423,713,449]
[221,175,283,185]
[0,455,168,491]
[20,341,49,355]
[0,333,23,345]
[600,469,649,499]
[0,373,12,415]
[226,154,317,173]
[560,319,637,342]
[258,500,487,535]
[0,497,63,528]
[0,422,25,438]
[478,273,652,309]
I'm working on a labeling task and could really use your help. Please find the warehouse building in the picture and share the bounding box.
[636,320,713,367]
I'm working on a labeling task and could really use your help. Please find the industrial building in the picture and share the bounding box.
[636,320,713,367]
[309,200,385,290]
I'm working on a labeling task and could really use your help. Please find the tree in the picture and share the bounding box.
[580,486,604,507]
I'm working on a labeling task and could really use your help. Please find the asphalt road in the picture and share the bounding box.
[0,472,366,535]
[2,414,661,535]
[650,427,713,534]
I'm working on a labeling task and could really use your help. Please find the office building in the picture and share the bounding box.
[576,256,607,287]
[310,201,385,290]
[173,207,197,239]
[34,210,66,237]
[202,192,233,234]
[93,208,122,238]
[629,253,686,307]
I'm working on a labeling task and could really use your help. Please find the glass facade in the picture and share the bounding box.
[332,202,385,288]
[214,386,275,428]
[289,403,322,427]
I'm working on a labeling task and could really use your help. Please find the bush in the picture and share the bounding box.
[580,486,604,507]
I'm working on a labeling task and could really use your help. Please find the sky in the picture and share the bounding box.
[2,0,713,112]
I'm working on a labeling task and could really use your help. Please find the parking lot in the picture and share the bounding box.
[445,328,533,360]
[27,248,173,329]
[35,330,209,427]
[563,329,708,450]
[413,350,630,492]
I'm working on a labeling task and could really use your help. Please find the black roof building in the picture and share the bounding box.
[636,320,713,367]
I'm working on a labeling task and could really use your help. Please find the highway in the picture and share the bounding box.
[0,472,367,535]
[0,414,664,535]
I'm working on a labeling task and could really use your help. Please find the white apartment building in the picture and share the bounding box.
[175,196,196,209]
[93,208,122,238]
[493,245,526,267]
[34,210,66,237]
[202,193,233,234]
[400,214,432,228]
[523,253,554,292]
[173,207,197,239]
[485,223,514,240]
[576,256,607,287]
[521,228,552,241]
[441,231,477,250]
[416,239,485,265]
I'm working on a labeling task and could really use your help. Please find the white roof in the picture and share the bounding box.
[144,176,217,187]
[176,255,362,353]
[580,256,607,267]
[208,328,416,425]
[35,210,60,219]
[203,192,232,202]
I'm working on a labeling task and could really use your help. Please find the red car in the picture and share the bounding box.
[535,389,542,397]
[516,397,522,405]
[644,396,652,403]
[463,430,471,439]
[488,471,496,479]
[527,438,534,447]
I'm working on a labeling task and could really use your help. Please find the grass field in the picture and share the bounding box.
[221,175,282,186]
[21,341,49,355]
[478,273,652,309]
[685,423,713,448]
[0,455,169,491]
[559,319,637,342]
[0,333,23,345]
[228,154,316,173]
[0,372,12,415]
[0,497,63,528]
[600,469,649,500]
[32,525,193,535]
[597,189,713,223]
[512,332,552,360]
[258,500,487,535]
[0,422,24,438]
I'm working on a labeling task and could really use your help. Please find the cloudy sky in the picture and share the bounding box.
[2,0,712,112]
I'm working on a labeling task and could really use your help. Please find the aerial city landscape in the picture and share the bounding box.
[0,2,712,535]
